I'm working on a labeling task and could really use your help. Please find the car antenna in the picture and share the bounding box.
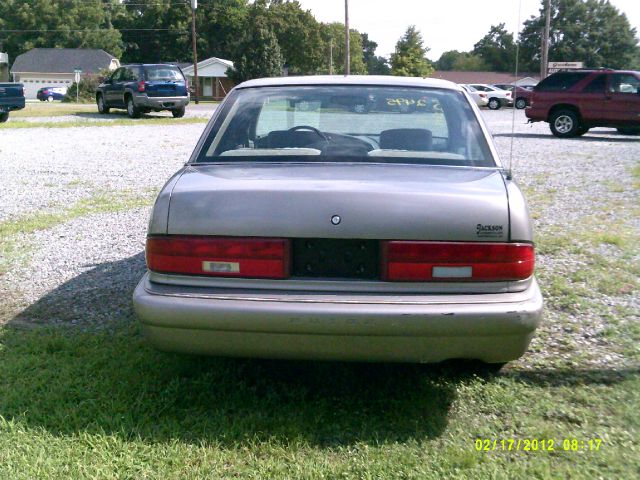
[507,0,523,181]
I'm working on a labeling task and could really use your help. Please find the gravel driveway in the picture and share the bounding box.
[1,108,638,369]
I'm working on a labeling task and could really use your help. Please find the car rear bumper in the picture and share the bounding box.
[133,273,543,363]
[134,94,189,109]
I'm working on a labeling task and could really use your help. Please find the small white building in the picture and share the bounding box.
[11,48,120,99]
[182,57,234,100]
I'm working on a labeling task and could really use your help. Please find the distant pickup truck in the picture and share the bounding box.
[0,83,26,123]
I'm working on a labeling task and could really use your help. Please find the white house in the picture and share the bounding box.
[182,57,234,100]
[11,48,120,99]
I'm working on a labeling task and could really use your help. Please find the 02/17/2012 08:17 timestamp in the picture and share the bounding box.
[475,438,603,452]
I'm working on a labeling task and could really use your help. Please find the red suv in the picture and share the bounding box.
[525,69,640,138]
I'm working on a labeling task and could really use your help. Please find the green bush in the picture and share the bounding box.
[63,76,100,103]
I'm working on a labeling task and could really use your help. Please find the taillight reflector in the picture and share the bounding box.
[382,241,534,282]
[137,80,146,92]
[146,236,290,279]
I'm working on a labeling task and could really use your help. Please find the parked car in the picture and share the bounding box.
[525,69,640,137]
[491,84,534,109]
[95,63,189,118]
[36,86,67,102]
[0,82,25,123]
[460,84,489,107]
[467,84,512,110]
[133,76,543,366]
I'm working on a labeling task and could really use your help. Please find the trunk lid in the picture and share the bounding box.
[167,163,509,242]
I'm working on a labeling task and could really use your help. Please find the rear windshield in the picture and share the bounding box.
[535,72,589,91]
[195,86,495,167]
[144,65,184,82]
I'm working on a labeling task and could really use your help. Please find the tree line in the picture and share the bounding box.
[437,0,639,72]
[0,0,638,82]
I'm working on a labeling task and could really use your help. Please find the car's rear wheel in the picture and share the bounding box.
[488,98,501,110]
[515,98,527,109]
[172,106,186,118]
[47,96,54,102]
[0,112,9,123]
[96,95,110,114]
[617,127,640,136]
[549,109,580,138]
[126,97,141,118]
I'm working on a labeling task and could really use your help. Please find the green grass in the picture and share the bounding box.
[0,117,208,129]
[11,103,97,118]
[0,326,638,479]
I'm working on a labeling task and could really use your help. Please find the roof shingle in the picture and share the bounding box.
[11,48,116,74]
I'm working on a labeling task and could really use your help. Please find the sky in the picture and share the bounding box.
[295,0,640,61]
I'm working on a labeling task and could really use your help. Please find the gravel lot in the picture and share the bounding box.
[1,107,638,369]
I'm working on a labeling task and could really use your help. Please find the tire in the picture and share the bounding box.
[0,112,9,123]
[126,96,141,118]
[96,94,110,114]
[549,109,580,138]
[515,98,527,109]
[617,127,640,136]
[47,96,54,102]
[172,107,185,118]
[488,98,501,110]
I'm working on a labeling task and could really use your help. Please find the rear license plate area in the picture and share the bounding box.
[292,238,380,279]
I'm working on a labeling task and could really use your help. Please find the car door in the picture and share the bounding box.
[604,73,640,123]
[103,68,122,106]
[577,74,607,121]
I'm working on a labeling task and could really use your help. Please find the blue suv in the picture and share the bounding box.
[96,64,190,118]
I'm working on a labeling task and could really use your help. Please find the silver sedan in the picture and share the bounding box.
[134,76,542,365]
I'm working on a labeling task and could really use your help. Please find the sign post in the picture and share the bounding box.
[548,62,583,74]
[190,0,199,104]
[74,68,82,102]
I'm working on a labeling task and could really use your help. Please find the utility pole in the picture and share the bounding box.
[344,0,350,75]
[329,38,334,75]
[540,0,551,79]
[190,0,199,104]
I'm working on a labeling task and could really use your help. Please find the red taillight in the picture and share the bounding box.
[479,93,487,98]
[146,236,290,279]
[137,80,146,92]
[382,241,534,282]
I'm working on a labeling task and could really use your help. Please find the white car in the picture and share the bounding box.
[467,84,512,110]
[460,84,489,107]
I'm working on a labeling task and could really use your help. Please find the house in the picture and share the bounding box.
[181,57,234,100]
[0,52,9,82]
[432,71,539,87]
[11,48,120,99]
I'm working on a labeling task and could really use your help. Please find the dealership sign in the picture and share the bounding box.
[548,62,584,74]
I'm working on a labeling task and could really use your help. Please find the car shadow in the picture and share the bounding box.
[72,111,174,120]
[4,253,457,446]
[3,254,638,447]
[493,132,640,142]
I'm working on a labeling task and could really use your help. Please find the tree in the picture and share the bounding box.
[390,26,433,77]
[472,23,516,71]
[262,0,325,75]
[519,0,640,71]
[436,50,488,71]
[117,0,191,63]
[226,5,282,83]
[361,33,390,75]
[0,0,124,64]
[321,23,367,75]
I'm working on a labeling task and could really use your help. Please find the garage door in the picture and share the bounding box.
[21,78,73,99]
